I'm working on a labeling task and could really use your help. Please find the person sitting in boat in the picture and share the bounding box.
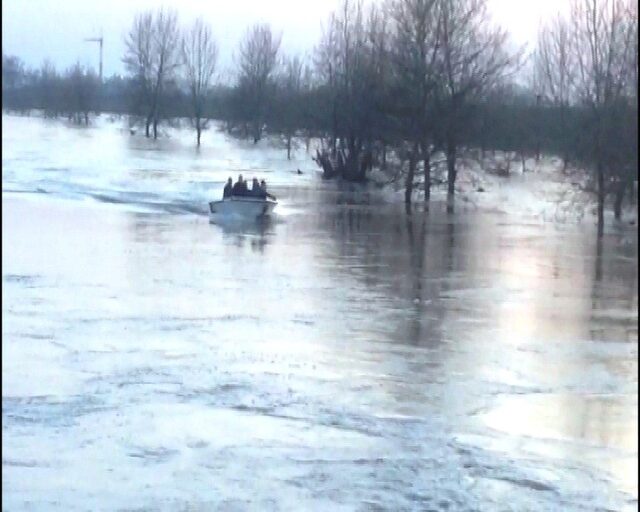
[239,176,249,195]
[260,179,276,200]
[250,177,266,198]
[231,175,246,196]
[223,177,233,198]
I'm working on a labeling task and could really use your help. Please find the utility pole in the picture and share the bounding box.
[84,33,103,82]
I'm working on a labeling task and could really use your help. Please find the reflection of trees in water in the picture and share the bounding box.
[317,203,467,348]
[313,197,637,474]
[405,214,426,346]
[589,232,638,342]
[594,236,604,284]
[445,219,456,273]
[505,230,637,483]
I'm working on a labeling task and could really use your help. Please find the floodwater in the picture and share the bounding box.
[2,114,638,511]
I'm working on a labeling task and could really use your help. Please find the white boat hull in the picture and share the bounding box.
[209,197,277,220]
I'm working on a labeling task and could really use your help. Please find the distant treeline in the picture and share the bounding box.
[2,0,637,229]
[0,57,596,162]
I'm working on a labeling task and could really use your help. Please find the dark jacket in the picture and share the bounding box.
[251,183,266,198]
[231,182,245,196]
[223,183,232,198]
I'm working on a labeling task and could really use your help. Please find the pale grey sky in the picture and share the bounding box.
[2,0,570,78]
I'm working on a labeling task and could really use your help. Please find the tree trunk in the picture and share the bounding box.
[423,149,431,204]
[287,136,291,160]
[446,138,457,214]
[331,101,338,157]
[382,143,387,170]
[314,149,337,179]
[559,106,567,171]
[596,162,605,236]
[153,116,158,139]
[614,181,625,220]
[145,114,152,138]
[405,143,418,212]
[594,236,603,282]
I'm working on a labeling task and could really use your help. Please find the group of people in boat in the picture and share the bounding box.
[223,175,275,200]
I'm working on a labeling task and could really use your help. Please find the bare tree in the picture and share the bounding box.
[123,12,155,136]
[534,14,575,170]
[365,4,394,171]
[612,0,638,218]
[569,0,637,231]
[123,8,180,139]
[65,62,98,125]
[625,1,638,105]
[182,17,218,146]
[236,23,281,143]
[274,54,305,159]
[150,8,181,138]
[390,0,441,208]
[435,0,520,212]
[38,59,62,118]
[2,55,25,91]
[2,55,29,112]
[315,11,341,154]
[313,0,390,182]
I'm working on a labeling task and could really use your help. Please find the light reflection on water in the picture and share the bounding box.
[2,114,638,510]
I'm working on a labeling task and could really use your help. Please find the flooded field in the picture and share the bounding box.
[2,114,638,511]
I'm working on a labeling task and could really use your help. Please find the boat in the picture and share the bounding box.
[209,196,277,220]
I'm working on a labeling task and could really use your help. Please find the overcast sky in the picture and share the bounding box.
[2,0,570,78]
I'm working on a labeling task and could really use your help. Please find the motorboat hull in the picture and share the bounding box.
[209,196,277,220]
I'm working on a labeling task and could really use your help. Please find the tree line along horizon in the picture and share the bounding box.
[2,0,637,231]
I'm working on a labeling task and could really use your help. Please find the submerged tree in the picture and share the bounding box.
[123,12,155,135]
[123,8,180,139]
[182,17,218,146]
[567,0,637,231]
[272,54,307,159]
[389,0,441,208]
[534,14,575,170]
[434,0,520,212]
[150,8,181,138]
[313,0,390,182]
[65,62,99,124]
[38,59,63,118]
[2,55,25,91]
[236,23,281,143]
[2,54,34,113]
